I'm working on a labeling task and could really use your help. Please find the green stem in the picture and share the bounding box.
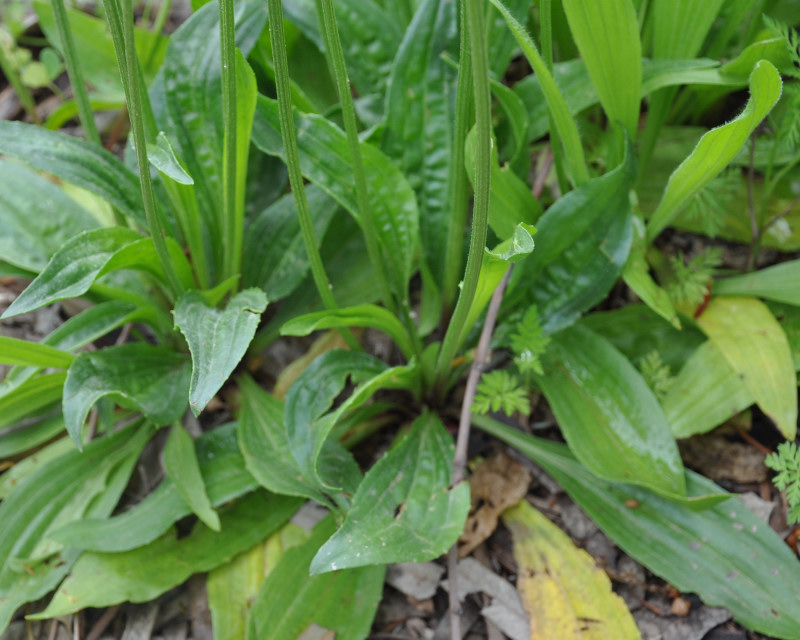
[540,0,569,194]
[267,0,360,352]
[442,1,474,314]
[434,0,492,393]
[111,0,183,298]
[52,0,101,145]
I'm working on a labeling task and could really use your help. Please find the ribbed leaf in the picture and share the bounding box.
[0,372,66,430]
[0,337,74,369]
[713,260,800,306]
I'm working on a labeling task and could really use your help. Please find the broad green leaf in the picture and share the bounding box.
[0,122,144,224]
[0,228,142,319]
[0,372,66,430]
[0,435,73,500]
[696,297,797,439]
[0,424,152,632]
[252,96,420,301]
[174,288,267,416]
[535,325,686,497]
[504,500,640,639]
[238,375,360,507]
[651,0,725,59]
[311,412,471,574]
[662,341,753,439]
[51,423,258,552]
[247,516,386,640]
[102,236,195,290]
[0,415,65,459]
[163,423,220,531]
[285,350,416,491]
[508,146,635,333]
[0,337,73,369]
[35,491,302,619]
[489,0,588,186]
[563,0,641,139]
[381,0,457,285]
[280,304,415,360]
[646,61,782,240]
[63,344,190,449]
[0,160,99,272]
[713,260,800,306]
[474,420,800,640]
[147,132,193,185]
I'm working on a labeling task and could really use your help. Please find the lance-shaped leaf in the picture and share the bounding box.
[647,61,782,240]
[0,372,66,430]
[0,424,152,632]
[34,491,301,619]
[252,96,419,300]
[535,324,686,497]
[174,288,267,416]
[247,516,386,640]
[311,412,470,574]
[713,260,800,306]
[281,304,415,361]
[163,423,220,531]
[473,420,800,640]
[697,296,797,439]
[504,500,640,639]
[0,337,74,369]
[509,145,635,333]
[63,344,190,449]
[0,160,99,272]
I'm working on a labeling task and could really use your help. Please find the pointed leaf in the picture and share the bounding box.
[63,344,190,449]
[713,260,800,306]
[697,296,797,438]
[311,412,470,574]
[147,132,193,185]
[536,324,686,497]
[163,423,220,531]
[647,61,782,240]
[35,491,301,619]
[247,516,386,640]
[173,288,267,416]
[504,500,640,639]
[0,337,74,369]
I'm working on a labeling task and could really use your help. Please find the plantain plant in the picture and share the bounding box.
[2,0,800,638]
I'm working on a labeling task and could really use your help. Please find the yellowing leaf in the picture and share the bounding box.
[503,500,639,640]
[697,297,797,439]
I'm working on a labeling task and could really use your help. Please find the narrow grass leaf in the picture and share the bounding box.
[536,325,686,497]
[0,372,66,430]
[311,412,470,574]
[713,260,800,306]
[174,288,267,416]
[0,337,74,369]
[0,416,65,459]
[696,297,797,439]
[63,344,190,449]
[163,423,220,531]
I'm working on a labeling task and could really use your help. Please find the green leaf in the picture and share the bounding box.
[238,375,359,507]
[0,122,144,224]
[0,372,66,430]
[509,145,635,333]
[163,423,220,531]
[252,96,420,301]
[713,260,800,305]
[0,435,74,500]
[563,0,641,139]
[651,0,725,59]
[51,423,258,552]
[247,516,386,640]
[474,420,800,640]
[311,412,470,573]
[147,132,193,185]
[0,424,152,632]
[0,160,99,272]
[281,304,415,360]
[486,0,532,77]
[662,340,753,439]
[174,288,267,416]
[696,296,797,439]
[646,61,783,240]
[0,337,73,369]
[63,344,190,449]
[768,301,800,372]
[536,325,686,497]
[381,0,457,285]
[35,491,302,619]
[0,415,65,459]
[0,228,142,319]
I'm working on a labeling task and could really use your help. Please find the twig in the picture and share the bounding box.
[532,146,554,200]
[761,192,800,235]
[448,266,513,640]
[84,605,120,640]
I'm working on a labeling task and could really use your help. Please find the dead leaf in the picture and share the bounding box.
[503,500,640,639]
[459,450,531,557]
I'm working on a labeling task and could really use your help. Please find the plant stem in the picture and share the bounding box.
[434,0,492,394]
[267,0,360,351]
[448,266,512,640]
[539,0,569,194]
[51,0,101,145]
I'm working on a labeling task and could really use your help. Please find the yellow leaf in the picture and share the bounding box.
[503,501,640,640]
